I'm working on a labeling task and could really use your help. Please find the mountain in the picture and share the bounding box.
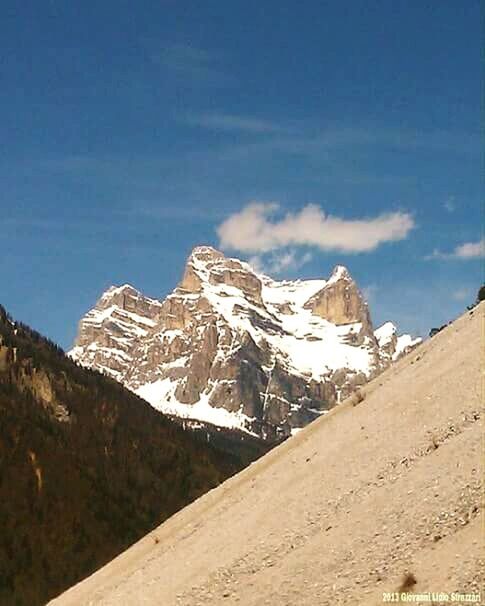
[70,246,420,441]
[49,303,483,606]
[0,305,254,606]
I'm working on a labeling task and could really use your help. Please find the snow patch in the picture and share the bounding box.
[135,378,258,436]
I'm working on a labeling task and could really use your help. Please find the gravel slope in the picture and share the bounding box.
[49,304,483,606]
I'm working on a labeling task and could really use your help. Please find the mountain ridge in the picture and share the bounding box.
[70,246,420,440]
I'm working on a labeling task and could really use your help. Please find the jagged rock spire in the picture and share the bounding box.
[303,265,372,331]
[70,249,420,440]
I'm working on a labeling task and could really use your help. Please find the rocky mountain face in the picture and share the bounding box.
[0,304,248,606]
[70,247,420,441]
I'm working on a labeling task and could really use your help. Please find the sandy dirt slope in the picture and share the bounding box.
[50,304,484,606]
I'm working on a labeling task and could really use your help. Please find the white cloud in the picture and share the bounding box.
[246,255,265,274]
[454,239,485,258]
[426,238,485,260]
[217,202,415,254]
[248,250,312,275]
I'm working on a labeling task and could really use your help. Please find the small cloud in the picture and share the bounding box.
[249,250,312,275]
[247,255,265,274]
[454,239,485,258]
[218,202,415,254]
[426,238,485,260]
[424,249,442,260]
[184,113,286,134]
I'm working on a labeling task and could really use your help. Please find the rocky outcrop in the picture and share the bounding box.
[303,266,373,334]
[0,342,15,372]
[70,246,421,441]
[374,321,422,364]
[70,285,162,381]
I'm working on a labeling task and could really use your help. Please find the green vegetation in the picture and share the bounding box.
[0,304,248,606]
[477,284,485,302]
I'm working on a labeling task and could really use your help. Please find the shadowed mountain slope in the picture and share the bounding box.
[50,303,483,606]
[0,305,253,606]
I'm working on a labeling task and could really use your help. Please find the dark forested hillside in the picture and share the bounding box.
[0,305,252,606]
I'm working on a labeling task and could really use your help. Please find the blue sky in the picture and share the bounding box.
[1,0,482,348]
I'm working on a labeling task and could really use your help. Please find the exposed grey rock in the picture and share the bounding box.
[70,246,420,441]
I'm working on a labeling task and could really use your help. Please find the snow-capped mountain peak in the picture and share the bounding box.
[375,321,421,362]
[70,246,421,440]
[327,264,351,283]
